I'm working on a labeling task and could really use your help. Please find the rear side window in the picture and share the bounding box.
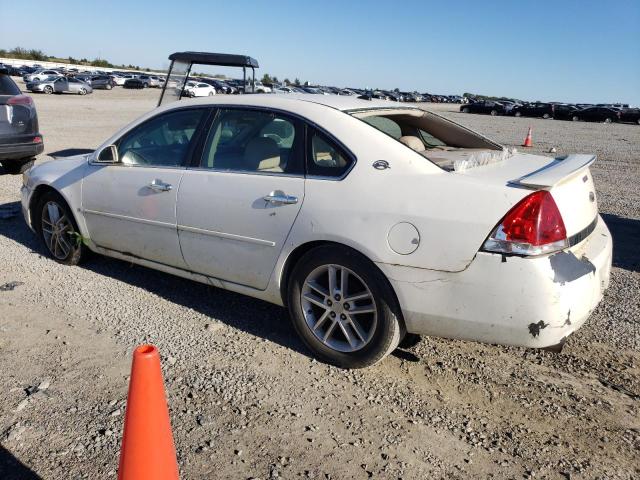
[361,116,402,139]
[0,75,20,95]
[307,130,353,178]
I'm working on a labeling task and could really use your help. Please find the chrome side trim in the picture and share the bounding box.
[82,209,176,230]
[177,224,276,247]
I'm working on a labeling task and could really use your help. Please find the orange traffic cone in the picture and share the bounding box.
[118,345,179,480]
[522,127,533,147]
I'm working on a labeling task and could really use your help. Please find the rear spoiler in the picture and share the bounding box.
[510,154,596,188]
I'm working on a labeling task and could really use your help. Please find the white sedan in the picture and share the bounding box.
[20,95,612,368]
[184,81,216,97]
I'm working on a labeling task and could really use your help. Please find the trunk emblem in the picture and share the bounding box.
[589,192,595,202]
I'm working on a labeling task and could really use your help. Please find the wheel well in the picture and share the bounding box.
[279,241,406,334]
[29,185,61,230]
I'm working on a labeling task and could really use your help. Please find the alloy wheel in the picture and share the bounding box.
[41,201,74,260]
[300,264,377,353]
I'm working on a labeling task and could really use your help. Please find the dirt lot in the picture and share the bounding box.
[1,83,639,480]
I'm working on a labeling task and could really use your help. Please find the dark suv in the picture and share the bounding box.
[0,68,43,174]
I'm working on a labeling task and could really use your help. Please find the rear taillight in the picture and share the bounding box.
[482,191,568,256]
[7,94,33,106]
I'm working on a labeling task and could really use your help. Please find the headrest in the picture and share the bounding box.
[399,135,424,152]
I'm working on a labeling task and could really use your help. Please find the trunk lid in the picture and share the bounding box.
[457,152,599,237]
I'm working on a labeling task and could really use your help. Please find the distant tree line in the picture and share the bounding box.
[0,46,145,71]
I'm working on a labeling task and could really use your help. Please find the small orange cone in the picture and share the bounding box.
[522,127,533,147]
[118,345,179,480]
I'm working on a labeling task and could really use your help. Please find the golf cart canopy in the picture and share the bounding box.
[168,52,258,68]
[158,51,260,106]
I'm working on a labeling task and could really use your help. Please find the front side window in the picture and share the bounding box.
[308,130,352,178]
[200,109,302,174]
[117,108,206,167]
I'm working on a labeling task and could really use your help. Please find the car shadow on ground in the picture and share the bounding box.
[601,214,640,273]
[0,200,311,359]
[0,446,42,480]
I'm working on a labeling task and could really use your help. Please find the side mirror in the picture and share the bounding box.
[95,144,119,164]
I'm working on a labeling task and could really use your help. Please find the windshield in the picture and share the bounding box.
[0,75,21,95]
[158,60,190,106]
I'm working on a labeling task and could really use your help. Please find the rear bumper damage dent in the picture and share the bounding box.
[376,216,612,350]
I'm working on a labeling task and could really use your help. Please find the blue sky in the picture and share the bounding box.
[1,0,639,104]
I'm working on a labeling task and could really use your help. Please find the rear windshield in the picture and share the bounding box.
[0,75,21,96]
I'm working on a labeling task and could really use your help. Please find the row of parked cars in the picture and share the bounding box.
[460,100,640,125]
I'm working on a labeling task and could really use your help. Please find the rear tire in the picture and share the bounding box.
[572,115,580,122]
[514,111,522,117]
[43,86,53,94]
[462,107,470,113]
[79,88,87,95]
[1,158,34,175]
[287,245,402,368]
[34,191,87,266]
[106,84,112,90]
[543,113,550,119]
[490,109,498,116]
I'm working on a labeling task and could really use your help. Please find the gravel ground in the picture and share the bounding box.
[0,83,638,479]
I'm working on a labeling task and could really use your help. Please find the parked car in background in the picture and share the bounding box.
[184,81,216,97]
[109,74,126,86]
[618,108,640,125]
[20,95,612,368]
[551,104,580,120]
[572,107,621,123]
[513,102,556,119]
[0,68,43,174]
[26,76,92,95]
[90,75,116,90]
[23,69,61,83]
[123,77,146,89]
[460,100,508,115]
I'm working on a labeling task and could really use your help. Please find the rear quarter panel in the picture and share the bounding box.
[280,106,529,273]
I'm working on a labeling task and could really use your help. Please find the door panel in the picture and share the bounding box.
[176,107,306,290]
[177,171,303,289]
[81,107,209,268]
[82,165,187,268]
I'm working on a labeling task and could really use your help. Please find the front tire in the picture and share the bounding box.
[288,245,402,368]
[79,88,87,95]
[490,109,498,116]
[543,113,551,119]
[514,111,522,117]
[603,117,613,124]
[43,86,53,94]
[572,115,580,122]
[462,107,470,113]
[35,191,87,265]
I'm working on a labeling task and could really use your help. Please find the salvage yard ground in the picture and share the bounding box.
[0,81,639,479]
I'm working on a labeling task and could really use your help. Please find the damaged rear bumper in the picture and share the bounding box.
[377,215,612,349]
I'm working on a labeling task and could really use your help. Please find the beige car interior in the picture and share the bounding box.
[243,137,283,172]
[353,108,503,170]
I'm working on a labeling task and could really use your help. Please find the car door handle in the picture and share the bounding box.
[263,191,298,205]
[148,179,173,192]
